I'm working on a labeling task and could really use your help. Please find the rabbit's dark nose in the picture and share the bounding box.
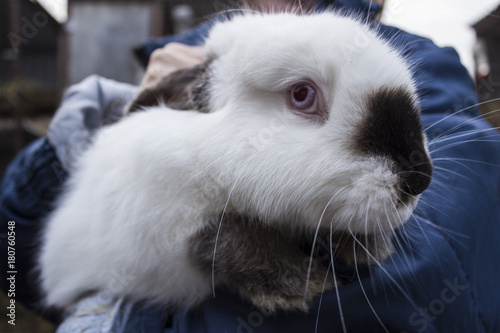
[353,87,433,198]
[399,160,433,196]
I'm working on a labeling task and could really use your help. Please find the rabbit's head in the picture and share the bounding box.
[131,11,433,236]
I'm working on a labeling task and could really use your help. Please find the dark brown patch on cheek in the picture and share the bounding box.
[126,59,212,113]
[353,87,433,198]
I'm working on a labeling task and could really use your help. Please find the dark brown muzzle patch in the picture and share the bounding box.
[353,87,433,200]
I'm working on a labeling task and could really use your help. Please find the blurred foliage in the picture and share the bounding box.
[0,79,60,177]
[0,79,60,117]
[1,291,56,333]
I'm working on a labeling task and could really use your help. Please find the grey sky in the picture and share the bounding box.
[382,0,499,76]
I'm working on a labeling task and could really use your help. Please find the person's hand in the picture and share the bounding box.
[140,43,205,90]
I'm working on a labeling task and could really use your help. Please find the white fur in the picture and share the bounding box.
[40,11,424,309]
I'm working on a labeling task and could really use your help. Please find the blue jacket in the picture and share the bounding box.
[1,1,499,332]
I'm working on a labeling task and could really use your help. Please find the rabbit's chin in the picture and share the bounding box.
[252,190,418,236]
[227,186,419,236]
[321,194,419,235]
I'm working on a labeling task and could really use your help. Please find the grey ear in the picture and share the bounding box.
[126,60,212,114]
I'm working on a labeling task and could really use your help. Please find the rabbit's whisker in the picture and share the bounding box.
[305,186,348,299]
[349,227,390,333]
[211,174,242,297]
[425,98,500,133]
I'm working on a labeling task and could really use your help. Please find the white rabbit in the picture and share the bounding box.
[39,10,432,312]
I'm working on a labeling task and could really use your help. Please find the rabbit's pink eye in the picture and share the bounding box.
[287,80,328,124]
[290,83,316,111]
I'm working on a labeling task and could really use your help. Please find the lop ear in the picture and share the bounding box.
[125,60,212,114]
[243,0,317,13]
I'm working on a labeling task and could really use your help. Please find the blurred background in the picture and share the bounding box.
[0,0,499,331]
[0,0,220,179]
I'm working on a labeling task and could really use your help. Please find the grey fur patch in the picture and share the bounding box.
[188,215,336,313]
[188,214,396,312]
[126,59,212,113]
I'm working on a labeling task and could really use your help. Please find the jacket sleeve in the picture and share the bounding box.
[0,75,137,322]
